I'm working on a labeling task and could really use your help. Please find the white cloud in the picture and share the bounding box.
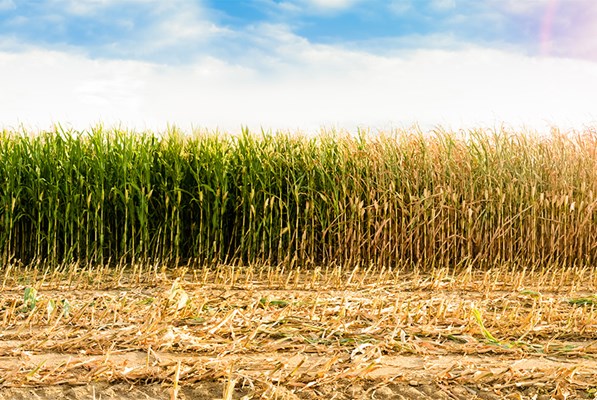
[430,0,455,11]
[274,0,361,14]
[306,0,359,9]
[56,0,156,16]
[464,0,597,62]
[490,0,551,15]
[0,50,153,130]
[0,0,15,11]
[150,4,230,49]
[1,43,595,134]
[41,0,231,61]
[388,0,412,15]
[546,3,597,61]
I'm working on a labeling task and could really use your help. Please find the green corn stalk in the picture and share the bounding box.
[22,287,38,313]
[471,307,500,344]
[0,127,596,269]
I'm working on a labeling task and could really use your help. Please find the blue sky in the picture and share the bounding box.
[0,0,595,132]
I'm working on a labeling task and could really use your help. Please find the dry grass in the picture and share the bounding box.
[1,263,596,398]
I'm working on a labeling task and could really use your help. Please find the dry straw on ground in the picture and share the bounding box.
[1,264,596,399]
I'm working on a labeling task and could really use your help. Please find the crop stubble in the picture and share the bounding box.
[0,264,596,399]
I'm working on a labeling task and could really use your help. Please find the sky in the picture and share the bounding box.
[0,0,596,134]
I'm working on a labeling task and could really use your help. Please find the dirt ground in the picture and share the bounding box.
[1,264,596,399]
[1,352,594,399]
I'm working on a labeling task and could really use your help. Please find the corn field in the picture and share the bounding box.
[0,126,596,268]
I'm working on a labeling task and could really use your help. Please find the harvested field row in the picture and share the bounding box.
[1,264,596,399]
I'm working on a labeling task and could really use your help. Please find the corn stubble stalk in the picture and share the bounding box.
[1,264,596,393]
[0,126,595,269]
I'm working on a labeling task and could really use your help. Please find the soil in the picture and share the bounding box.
[1,265,596,399]
[1,352,593,399]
